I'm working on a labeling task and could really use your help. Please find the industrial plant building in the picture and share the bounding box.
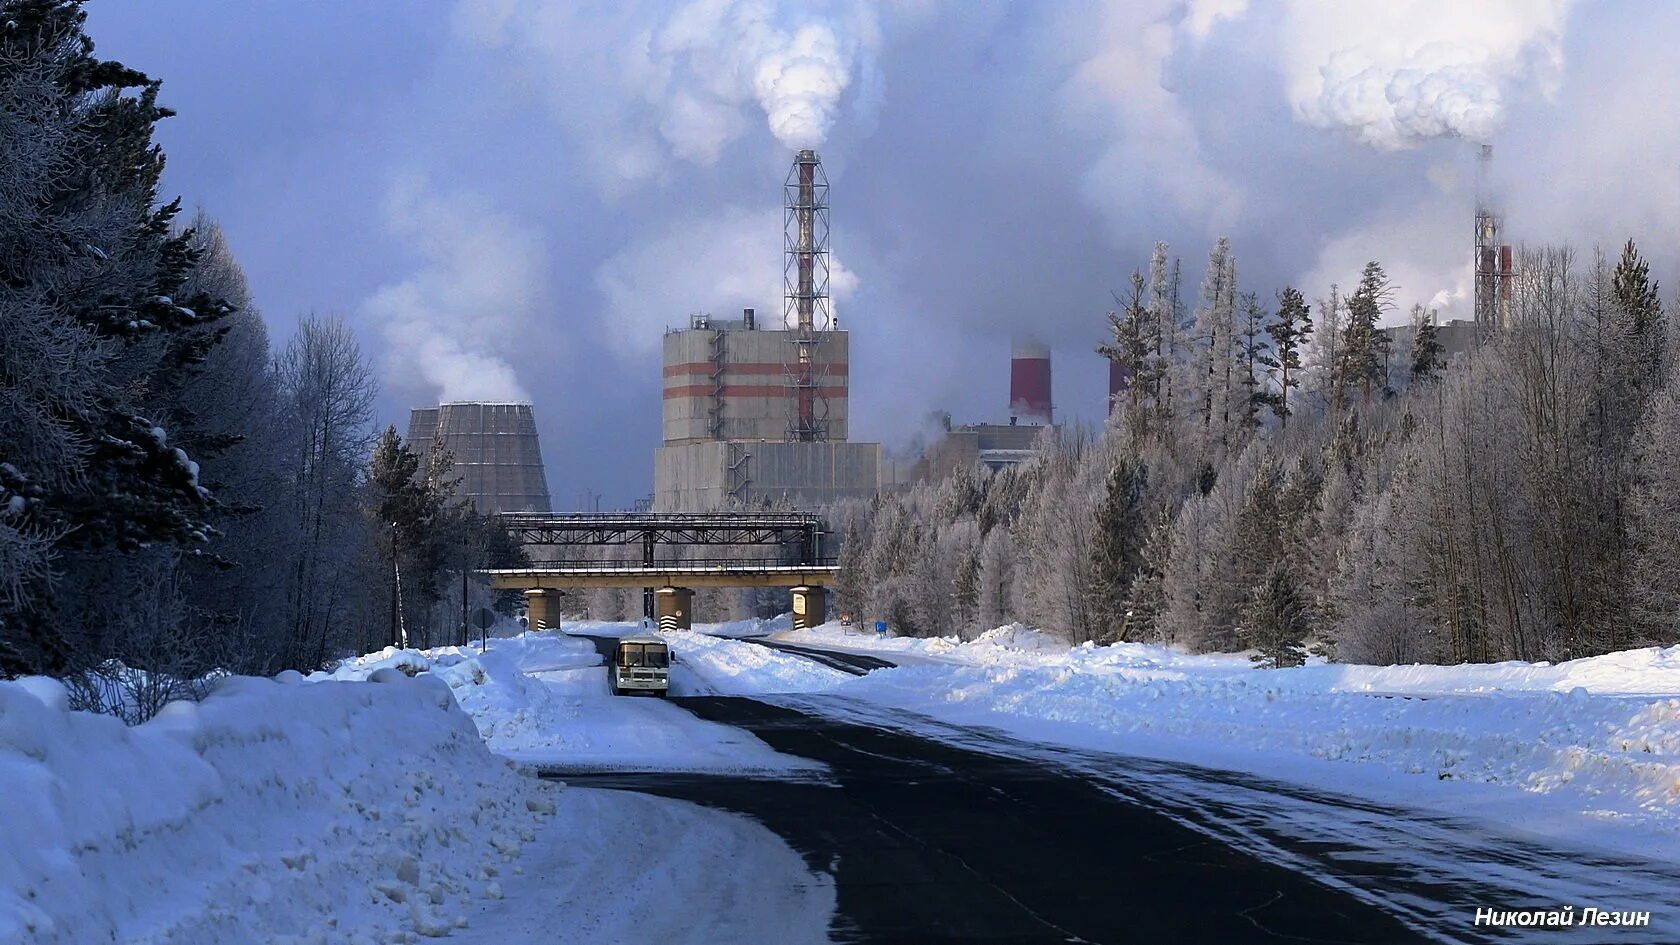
[898,341,1055,486]
[407,402,552,514]
[653,150,881,511]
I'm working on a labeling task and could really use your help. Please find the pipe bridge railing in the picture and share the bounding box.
[496,512,830,566]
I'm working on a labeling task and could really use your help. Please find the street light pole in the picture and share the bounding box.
[388,521,399,648]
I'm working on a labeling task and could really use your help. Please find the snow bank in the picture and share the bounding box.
[693,614,792,639]
[662,629,853,695]
[0,671,557,945]
[334,630,822,774]
[452,789,834,945]
[331,633,602,758]
[773,620,1063,665]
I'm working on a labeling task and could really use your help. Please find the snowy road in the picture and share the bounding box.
[312,625,1680,943]
[558,693,1680,944]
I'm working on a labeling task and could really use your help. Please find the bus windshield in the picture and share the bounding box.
[617,643,669,668]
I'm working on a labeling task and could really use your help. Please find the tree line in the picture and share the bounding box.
[0,1,523,717]
[834,237,1678,667]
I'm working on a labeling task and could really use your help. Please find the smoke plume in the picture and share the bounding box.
[1189,0,1577,148]
[362,175,542,404]
[455,0,885,185]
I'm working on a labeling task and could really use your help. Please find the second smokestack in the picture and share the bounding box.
[1009,340,1053,425]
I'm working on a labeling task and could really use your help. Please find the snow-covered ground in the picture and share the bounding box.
[748,622,1680,864]
[0,669,557,944]
[1,638,836,945]
[329,630,822,776]
[305,619,1680,865]
[449,788,832,945]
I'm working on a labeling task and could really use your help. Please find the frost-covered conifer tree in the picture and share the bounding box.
[0,1,233,675]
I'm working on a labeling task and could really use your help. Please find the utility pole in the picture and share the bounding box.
[388,521,399,648]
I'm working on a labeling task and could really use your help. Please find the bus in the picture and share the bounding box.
[609,633,671,696]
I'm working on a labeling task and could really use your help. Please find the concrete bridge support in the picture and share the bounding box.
[655,586,694,632]
[524,589,564,630]
[791,585,827,630]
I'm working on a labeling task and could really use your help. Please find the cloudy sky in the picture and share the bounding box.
[86,0,1679,508]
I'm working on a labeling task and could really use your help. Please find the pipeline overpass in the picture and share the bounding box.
[486,512,839,630]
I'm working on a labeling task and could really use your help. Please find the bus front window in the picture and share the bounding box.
[618,645,642,667]
[646,647,669,668]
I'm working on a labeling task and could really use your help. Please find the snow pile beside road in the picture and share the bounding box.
[662,629,853,695]
[331,633,601,758]
[336,629,823,773]
[695,614,793,639]
[0,671,557,945]
[773,621,1063,665]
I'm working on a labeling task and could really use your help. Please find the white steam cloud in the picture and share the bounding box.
[1189,0,1577,148]
[595,207,858,361]
[362,175,544,404]
[456,0,884,186]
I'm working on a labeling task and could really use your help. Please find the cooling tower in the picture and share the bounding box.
[1009,341,1053,425]
[406,402,552,514]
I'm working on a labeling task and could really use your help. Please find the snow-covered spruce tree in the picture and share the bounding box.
[1183,238,1250,462]
[1236,292,1270,432]
[1241,564,1311,668]
[0,2,234,676]
[1119,508,1172,643]
[1612,239,1664,398]
[1338,262,1394,409]
[1158,444,1264,651]
[1098,270,1157,442]
[1087,456,1147,644]
[975,524,1017,631]
[1303,284,1343,415]
[1012,427,1097,641]
[368,426,463,649]
[1409,304,1443,383]
[1263,286,1312,427]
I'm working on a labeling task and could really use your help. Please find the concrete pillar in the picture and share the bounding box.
[654,586,694,632]
[524,589,563,631]
[791,585,827,630]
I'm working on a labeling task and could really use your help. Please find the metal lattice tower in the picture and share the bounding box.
[783,149,832,441]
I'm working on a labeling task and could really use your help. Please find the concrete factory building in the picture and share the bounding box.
[654,150,881,511]
[407,402,552,514]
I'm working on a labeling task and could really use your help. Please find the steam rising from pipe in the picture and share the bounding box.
[456,0,883,180]
[363,176,540,404]
[1189,0,1577,148]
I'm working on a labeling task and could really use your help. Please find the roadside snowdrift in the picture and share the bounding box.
[662,629,854,694]
[0,671,557,945]
[333,630,821,774]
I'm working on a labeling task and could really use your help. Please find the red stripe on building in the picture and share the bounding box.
[663,384,849,399]
[663,362,849,378]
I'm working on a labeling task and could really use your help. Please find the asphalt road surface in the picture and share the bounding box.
[563,631,1678,943]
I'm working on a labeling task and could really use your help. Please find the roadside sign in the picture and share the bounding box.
[875,620,888,638]
[472,607,497,630]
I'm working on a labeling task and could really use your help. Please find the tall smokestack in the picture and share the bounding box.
[784,149,830,333]
[1473,143,1513,336]
[783,150,833,441]
[1009,341,1053,425]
